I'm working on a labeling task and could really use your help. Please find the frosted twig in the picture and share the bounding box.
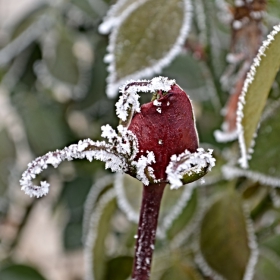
[166,148,216,189]
[116,76,175,126]
[20,125,139,198]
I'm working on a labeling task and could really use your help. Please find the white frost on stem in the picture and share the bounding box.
[166,148,216,189]
[237,24,280,168]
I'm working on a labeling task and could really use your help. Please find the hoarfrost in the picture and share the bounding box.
[222,165,280,187]
[132,151,156,186]
[214,127,238,143]
[114,173,139,223]
[166,148,216,189]
[83,175,115,241]
[237,24,280,168]
[243,204,259,280]
[98,0,143,34]
[84,189,116,280]
[20,125,139,198]
[116,76,175,125]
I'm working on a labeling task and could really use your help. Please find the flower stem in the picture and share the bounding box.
[132,182,166,280]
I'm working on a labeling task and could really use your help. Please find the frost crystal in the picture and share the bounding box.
[20,125,139,198]
[132,151,156,185]
[116,76,175,125]
[166,148,216,189]
[237,24,280,168]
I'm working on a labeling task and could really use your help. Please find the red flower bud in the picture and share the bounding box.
[128,84,199,181]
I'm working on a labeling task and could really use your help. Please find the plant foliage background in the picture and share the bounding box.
[1,0,280,279]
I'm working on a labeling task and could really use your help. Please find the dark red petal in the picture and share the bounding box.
[128,84,199,180]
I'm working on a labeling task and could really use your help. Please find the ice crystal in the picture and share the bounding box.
[116,76,175,126]
[20,125,139,197]
[166,148,216,189]
[132,151,156,186]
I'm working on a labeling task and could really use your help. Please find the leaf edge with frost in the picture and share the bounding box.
[104,0,193,98]
[237,24,280,168]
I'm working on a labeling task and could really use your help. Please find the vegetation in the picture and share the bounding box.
[1,0,280,279]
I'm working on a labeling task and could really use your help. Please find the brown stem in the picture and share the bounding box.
[132,182,166,280]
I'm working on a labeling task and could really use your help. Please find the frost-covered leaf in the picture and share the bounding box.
[84,189,117,280]
[199,190,257,280]
[99,0,136,34]
[105,0,192,97]
[159,185,197,240]
[223,100,280,187]
[114,173,141,223]
[237,24,280,168]
[0,264,46,280]
[83,175,115,241]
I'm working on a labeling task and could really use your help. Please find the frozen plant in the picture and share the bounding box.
[20,76,215,279]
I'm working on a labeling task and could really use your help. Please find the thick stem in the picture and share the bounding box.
[132,182,166,280]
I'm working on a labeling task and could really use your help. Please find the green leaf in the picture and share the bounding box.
[160,262,202,280]
[106,0,192,97]
[0,264,46,280]
[237,25,280,168]
[199,189,253,280]
[104,256,133,280]
[255,249,280,280]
